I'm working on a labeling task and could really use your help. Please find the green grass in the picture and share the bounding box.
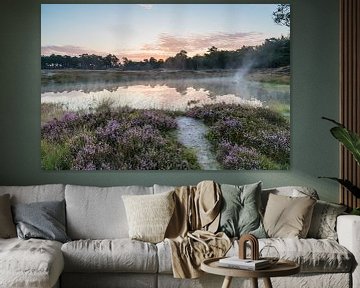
[41,139,71,170]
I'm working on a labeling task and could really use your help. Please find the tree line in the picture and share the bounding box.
[41,36,289,71]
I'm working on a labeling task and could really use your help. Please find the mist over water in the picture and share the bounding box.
[41,75,289,113]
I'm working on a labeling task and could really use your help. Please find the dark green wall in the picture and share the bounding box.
[0,0,340,202]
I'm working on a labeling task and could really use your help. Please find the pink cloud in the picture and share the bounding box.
[41,45,104,56]
[141,32,265,58]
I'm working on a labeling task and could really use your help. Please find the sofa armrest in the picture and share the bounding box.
[337,215,360,288]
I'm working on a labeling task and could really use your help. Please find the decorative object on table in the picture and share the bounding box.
[259,245,280,265]
[218,257,271,270]
[238,234,260,260]
[320,117,360,211]
[201,257,300,288]
[237,234,279,267]
[217,234,271,271]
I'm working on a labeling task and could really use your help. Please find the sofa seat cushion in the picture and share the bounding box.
[157,238,353,274]
[0,238,64,288]
[62,239,158,273]
[232,238,353,273]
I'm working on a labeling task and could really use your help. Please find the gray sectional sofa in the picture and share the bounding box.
[0,184,359,288]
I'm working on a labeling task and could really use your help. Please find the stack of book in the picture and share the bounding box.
[218,257,271,270]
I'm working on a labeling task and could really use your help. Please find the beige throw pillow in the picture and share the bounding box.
[0,194,17,238]
[122,191,175,243]
[263,193,316,238]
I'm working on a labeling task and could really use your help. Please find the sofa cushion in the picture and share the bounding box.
[307,200,347,240]
[12,200,70,243]
[0,238,64,288]
[153,184,176,194]
[157,238,353,274]
[61,239,158,273]
[65,185,153,239]
[218,182,266,238]
[122,191,175,243]
[0,194,16,238]
[0,184,65,204]
[263,194,316,238]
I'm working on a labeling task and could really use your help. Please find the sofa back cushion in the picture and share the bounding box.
[65,185,153,239]
[0,185,65,204]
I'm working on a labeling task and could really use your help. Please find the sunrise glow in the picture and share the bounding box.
[41,4,289,62]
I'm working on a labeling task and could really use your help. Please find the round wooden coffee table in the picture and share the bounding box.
[201,257,300,288]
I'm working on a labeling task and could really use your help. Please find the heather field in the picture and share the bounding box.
[186,104,290,170]
[41,103,290,170]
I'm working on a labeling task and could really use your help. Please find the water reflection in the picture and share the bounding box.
[41,77,289,112]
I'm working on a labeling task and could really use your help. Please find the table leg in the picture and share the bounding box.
[263,277,273,288]
[221,276,233,288]
[251,278,258,288]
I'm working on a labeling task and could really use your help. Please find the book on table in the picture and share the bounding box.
[218,257,271,270]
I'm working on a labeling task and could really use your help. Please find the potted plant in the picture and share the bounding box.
[320,117,360,215]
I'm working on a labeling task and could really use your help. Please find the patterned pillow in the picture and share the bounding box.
[307,200,347,240]
[218,182,266,238]
[122,191,175,243]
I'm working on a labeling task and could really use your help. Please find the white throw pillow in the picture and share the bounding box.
[122,191,175,243]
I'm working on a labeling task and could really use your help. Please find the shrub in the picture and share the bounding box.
[41,107,199,170]
[187,103,290,169]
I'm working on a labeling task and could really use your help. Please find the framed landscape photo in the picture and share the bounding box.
[41,4,290,171]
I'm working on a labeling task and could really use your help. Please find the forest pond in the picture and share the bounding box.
[41,76,290,115]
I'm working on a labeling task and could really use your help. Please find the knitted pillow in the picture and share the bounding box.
[122,191,175,243]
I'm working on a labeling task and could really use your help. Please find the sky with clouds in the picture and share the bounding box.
[41,4,290,61]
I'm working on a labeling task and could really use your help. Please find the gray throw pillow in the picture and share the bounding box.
[218,182,266,238]
[12,200,70,243]
[0,194,17,238]
[307,200,347,240]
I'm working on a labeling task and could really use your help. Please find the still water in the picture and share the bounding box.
[41,77,290,112]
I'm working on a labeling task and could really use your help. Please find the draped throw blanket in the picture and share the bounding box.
[165,181,231,278]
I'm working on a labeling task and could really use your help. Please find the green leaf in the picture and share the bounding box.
[330,127,360,165]
[319,177,360,198]
[322,117,360,165]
